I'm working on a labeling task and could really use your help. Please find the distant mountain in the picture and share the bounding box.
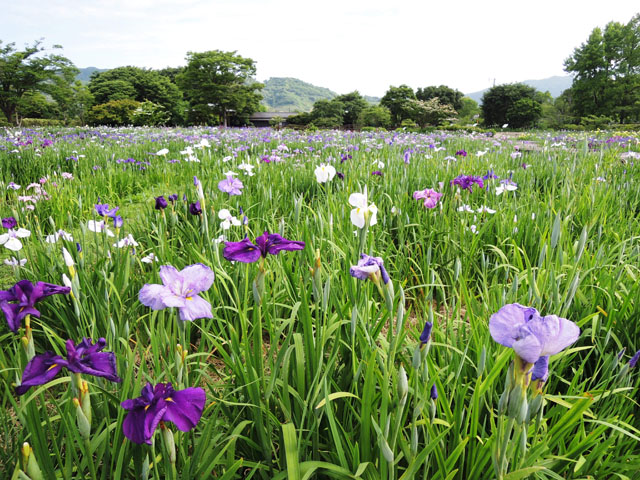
[76,67,109,83]
[261,77,337,112]
[466,75,574,104]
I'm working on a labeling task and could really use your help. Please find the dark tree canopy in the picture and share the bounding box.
[380,85,416,127]
[416,85,464,111]
[0,39,77,124]
[88,66,184,124]
[177,50,263,127]
[564,14,640,123]
[481,83,542,128]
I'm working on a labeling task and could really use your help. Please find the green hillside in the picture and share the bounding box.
[261,77,338,112]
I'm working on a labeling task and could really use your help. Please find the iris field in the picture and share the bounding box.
[0,126,639,479]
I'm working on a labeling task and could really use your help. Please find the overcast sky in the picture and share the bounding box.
[2,0,638,96]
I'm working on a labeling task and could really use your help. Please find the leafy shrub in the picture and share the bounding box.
[88,99,141,126]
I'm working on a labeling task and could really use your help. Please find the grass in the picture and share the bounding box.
[0,126,638,479]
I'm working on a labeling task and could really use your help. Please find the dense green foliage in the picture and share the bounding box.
[416,85,465,111]
[0,126,638,479]
[481,84,543,128]
[0,40,77,125]
[564,14,640,124]
[177,50,263,127]
[88,67,184,125]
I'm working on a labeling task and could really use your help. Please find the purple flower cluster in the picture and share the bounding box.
[16,338,121,395]
[1,280,70,332]
[450,175,484,192]
[223,231,305,263]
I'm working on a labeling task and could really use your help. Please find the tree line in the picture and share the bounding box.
[1,13,638,129]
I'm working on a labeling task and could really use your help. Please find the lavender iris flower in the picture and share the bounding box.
[2,217,17,229]
[451,175,484,192]
[112,215,124,228]
[155,196,168,210]
[95,203,119,217]
[121,382,206,444]
[15,338,121,395]
[189,201,202,215]
[531,355,549,383]
[217,175,244,196]
[0,280,70,332]
[223,231,305,263]
[349,254,390,285]
[489,303,580,364]
[138,264,215,321]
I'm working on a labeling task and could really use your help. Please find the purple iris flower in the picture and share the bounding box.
[451,175,484,192]
[1,280,70,332]
[217,175,244,196]
[349,254,390,285]
[337,172,345,180]
[168,194,178,203]
[138,264,215,321]
[531,355,549,383]
[15,338,121,395]
[112,215,124,228]
[371,170,383,176]
[630,349,640,368]
[155,196,168,210]
[413,188,442,209]
[420,320,433,345]
[223,231,305,263]
[95,203,119,217]
[2,217,17,229]
[455,150,468,157]
[121,382,205,444]
[489,303,580,364]
[189,201,202,216]
[483,169,498,180]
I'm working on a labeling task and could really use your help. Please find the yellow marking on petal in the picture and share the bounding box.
[145,405,150,411]
[47,363,58,371]
[186,296,193,301]
[166,397,174,402]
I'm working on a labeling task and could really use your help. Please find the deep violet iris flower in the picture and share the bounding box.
[2,217,17,229]
[121,382,205,444]
[0,280,70,332]
[450,175,484,192]
[139,264,215,321]
[489,303,580,364]
[223,231,305,263]
[15,338,121,395]
[189,201,202,215]
[349,254,390,285]
[420,320,433,345]
[155,195,168,210]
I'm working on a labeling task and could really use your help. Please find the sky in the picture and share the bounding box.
[2,0,638,97]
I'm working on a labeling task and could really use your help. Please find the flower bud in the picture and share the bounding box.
[74,397,91,439]
[397,366,408,405]
[80,380,91,425]
[22,442,44,480]
[162,427,176,464]
[507,384,523,420]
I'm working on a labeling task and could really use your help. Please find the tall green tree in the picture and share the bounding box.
[564,14,640,123]
[380,85,416,127]
[334,91,368,126]
[177,50,263,127]
[88,66,184,124]
[481,83,542,128]
[415,85,464,111]
[0,39,77,124]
